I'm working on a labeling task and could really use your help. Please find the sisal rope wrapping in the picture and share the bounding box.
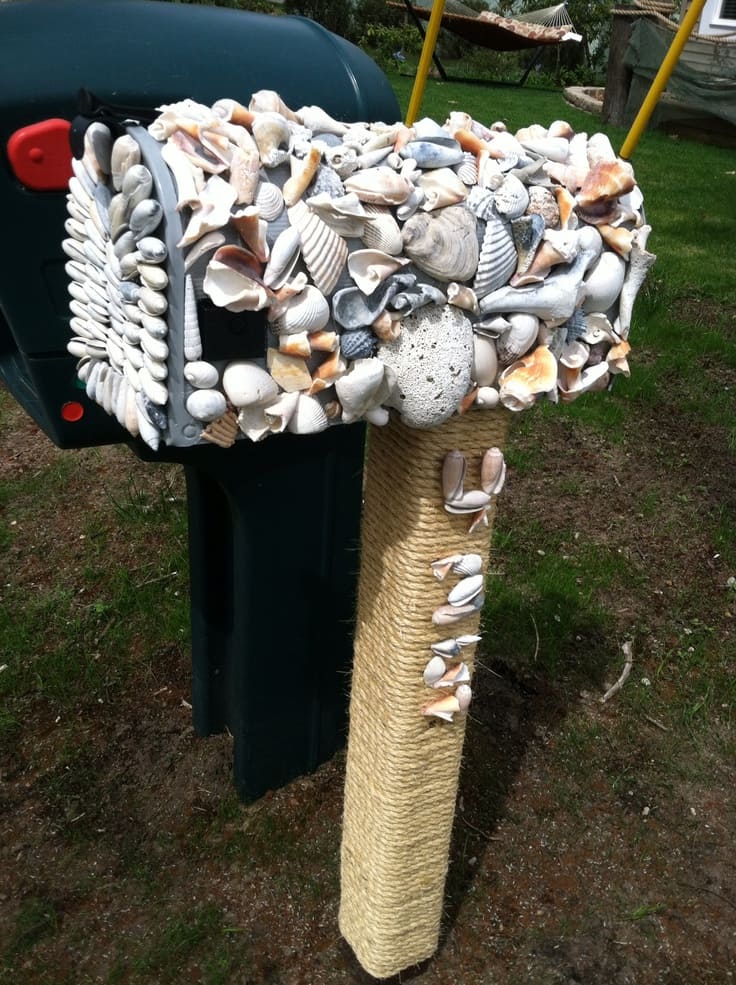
[340,409,510,979]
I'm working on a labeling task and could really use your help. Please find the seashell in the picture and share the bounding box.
[480,237,600,323]
[324,144,359,178]
[480,447,505,496]
[137,237,168,264]
[129,199,163,241]
[269,284,330,335]
[160,140,203,210]
[184,275,202,360]
[308,330,338,353]
[262,390,299,433]
[496,313,539,364]
[440,284,475,317]
[525,185,560,228]
[396,185,425,222]
[582,250,627,314]
[577,158,635,211]
[137,389,168,431]
[400,140,463,169]
[230,206,270,263]
[286,393,329,434]
[444,490,491,514]
[221,360,278,407]
[139,329,168,363]
[432,662,471,688]
[519,135,570,163]
[287,200,347,295]
[615,225,656,340]
[347,249,410,296]
[203,252,269,313]
[360,204,403,255]
[473,215,516,298]
[141,313,168,341]
[266,349,313,393]
[430,554,464,581]
[453,553,484,577]
[402,205,478,282]
[388,284,446,317]
[431,603,481,627]
[121,165,153,218]
[251,112,291,167]
[560,338,590,370]
[249,91,298,122]
[138,366,168,407]
[184,360,219,389]
[558,361,610,403]
[283,147,322,207]
[83,121,112,179]
[262,225,301,290]
[442,449,466,502]
[597,223,635,258]
[423,656,448,686]
[340,329,377,361]
[143,352,168,382]
[472,334,498,386]
[138,286,168,317]
[201,409,239,448]
[455,151,479,186]
[178,175,238,248]
[111,134,141,191]
[228,142,261,205]
[186,388,227,422]
[493,174,529,219]
[586,132,617,168]
[511,213,546,277]
[310,348,347,391]
[334,357,386,424]
[279,331,311,358]
[343,166,413,206]
[418,167,468,211]
[235,403,270,442]
[253,179,284,222]
[431,639,462,659]
[306,192,366,237]
[421,690,467,722]
[135,264,168,294]
[499,344,557,411]
[136,404,161,451]
[296,104,348,136]
[607,339,632,376]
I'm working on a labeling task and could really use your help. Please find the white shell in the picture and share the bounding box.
[184,361,220,389]
[347,249,410,296]
[286,394,329,434]
[186,388,227,422]
[222,361,279,407]
[473,215,516,298]
[360,204,403,255]
[287,200,347,295]
[270,284,330,335]
[447,574,484,607]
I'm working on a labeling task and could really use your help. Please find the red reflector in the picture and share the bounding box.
[61,401,85,423]
[7,119,73,191]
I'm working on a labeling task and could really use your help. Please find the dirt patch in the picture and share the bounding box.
[1,379,735,984]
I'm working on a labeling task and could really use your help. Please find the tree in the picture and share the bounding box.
[283,0,354,37]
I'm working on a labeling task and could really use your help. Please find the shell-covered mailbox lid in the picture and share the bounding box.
[63,91,656,451]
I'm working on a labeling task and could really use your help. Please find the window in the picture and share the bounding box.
[719,0,736,20]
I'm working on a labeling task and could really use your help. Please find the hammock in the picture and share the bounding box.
[394,1,581,52]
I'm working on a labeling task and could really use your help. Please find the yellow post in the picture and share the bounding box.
[405,0,447,125]
[620,0,707,159]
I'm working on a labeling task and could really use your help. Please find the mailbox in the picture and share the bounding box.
[1,0,400,801]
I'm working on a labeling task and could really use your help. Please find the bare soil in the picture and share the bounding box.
[1,377,735,984]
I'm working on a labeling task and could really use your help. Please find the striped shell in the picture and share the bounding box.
[401,206,478,283]
[493,174,529,220]
[270,285,330,335]
[253,180,285,221]
[473,215,517,298]
[287,200,347,295]
[360,204,403,255]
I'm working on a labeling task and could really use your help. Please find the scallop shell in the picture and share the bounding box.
[455,151,479,186]
[253,180,285,221]
[473,215,516,298]
[286,393,329,434]
[222,360,280,407]
[401,205,478,282]
[270,284,330,335]
[287,200,347,295]
[360,204,403,255]
[493,174,529,219]
[498,344,557,411]
[343,166,413,206]
[347,249,410,296]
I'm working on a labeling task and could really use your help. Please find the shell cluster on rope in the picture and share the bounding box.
[63,90,655,450]
[421,446,506,723]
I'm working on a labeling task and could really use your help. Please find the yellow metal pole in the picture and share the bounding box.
[620,0,707,159]
[405,0,447,125]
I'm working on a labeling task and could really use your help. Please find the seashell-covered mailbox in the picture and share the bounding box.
[63,91,655,980]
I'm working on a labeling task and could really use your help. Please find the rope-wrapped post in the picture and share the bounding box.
[340,409,509,979]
